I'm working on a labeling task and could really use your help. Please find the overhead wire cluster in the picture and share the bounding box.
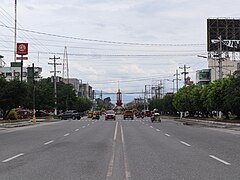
[0,6,208,93]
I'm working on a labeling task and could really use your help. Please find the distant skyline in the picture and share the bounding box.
[1,0,240,102]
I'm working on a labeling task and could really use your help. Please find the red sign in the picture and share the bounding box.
[17,43,28,55]
[16,57,28,60]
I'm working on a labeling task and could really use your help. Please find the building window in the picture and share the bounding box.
[6,72,12,77]
[14,72,20,77]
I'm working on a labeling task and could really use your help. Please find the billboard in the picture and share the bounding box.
[207,18,240,52]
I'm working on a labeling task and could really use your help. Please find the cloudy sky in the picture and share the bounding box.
[1,0,240,102]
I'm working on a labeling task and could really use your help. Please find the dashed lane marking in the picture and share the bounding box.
[209,155,231,165]
[44,140,54,145]
[2,153,24,163]
[156,129,160,131]
[75,129,79,131]
[180,141,191,147]
[64,133,70,137]
[165,133,170,137]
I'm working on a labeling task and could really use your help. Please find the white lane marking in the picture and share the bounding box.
[150,126,153,128]
[156,129,160,131]
[44,140,54,145]
[165,133,170,137]
[180,141,191,147]
[87,124,90,126]
[120,125,131,180]
[106,122,118,179]
[114,121,118,141]
[64,133,70,137]
[75,129,79,131]
[209,155,231,165]
[2,153,24,163]
[82,126,86,128]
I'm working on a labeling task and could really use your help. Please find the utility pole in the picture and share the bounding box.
[218,36,223,79]
[49,56,61,116]
[174,70,180,92]
[32,63,36,123]
[14,0,17,62]
[172,79,175,93]
[179,64,190,85]
[144,85,147,111]
[100,90,103,100]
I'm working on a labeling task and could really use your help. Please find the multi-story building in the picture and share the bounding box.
[208,58,240,81]
[62,78,80,95]
[79,83,94,100]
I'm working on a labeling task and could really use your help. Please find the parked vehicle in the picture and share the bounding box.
[35,110,52,117]
[151,113,161,122]
[58,110,81,120]
[105,110,116,120]
[124,110,134,120]
[17,110,32,119]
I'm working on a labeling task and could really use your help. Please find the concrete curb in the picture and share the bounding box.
[178,118,240,127]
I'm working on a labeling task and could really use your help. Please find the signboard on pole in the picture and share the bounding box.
[16,56,28,60]
[17,43,28,55]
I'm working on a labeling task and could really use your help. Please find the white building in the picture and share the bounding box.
[0,62,42,82]
[208,58,240,81]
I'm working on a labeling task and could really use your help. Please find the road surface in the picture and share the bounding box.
[0,116,240,180]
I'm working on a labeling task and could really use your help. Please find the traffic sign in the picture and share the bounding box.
[17,43,28,55]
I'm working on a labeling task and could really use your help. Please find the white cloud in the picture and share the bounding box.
[1,0,240,102]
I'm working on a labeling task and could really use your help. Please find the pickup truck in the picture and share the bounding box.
[58,110,81,120]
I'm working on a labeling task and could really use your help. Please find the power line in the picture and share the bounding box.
[0,24,205,47]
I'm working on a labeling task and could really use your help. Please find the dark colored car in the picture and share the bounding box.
[35,110,53,117]
[124,110,134,120]
[58,110,81,120]
[17,110,33,119]
[105,110,116,120]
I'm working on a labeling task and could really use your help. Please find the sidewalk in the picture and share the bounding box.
[0,118,61,129]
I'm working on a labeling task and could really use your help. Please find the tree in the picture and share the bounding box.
[202,78,230,118]
[75,97,93,112]
[224,76,240,118]
[0,80,28,118]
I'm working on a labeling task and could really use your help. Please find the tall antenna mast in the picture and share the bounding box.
[62,46,69,83]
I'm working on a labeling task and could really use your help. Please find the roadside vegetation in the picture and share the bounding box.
[149,76,240,120]
[0,77,92,120]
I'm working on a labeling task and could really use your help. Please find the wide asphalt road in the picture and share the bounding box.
[0,116,240,180]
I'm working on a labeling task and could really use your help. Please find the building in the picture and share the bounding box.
[196,69,211,86]
[208,58,240,81]
[62,78,80,95]
[0,62,42,82]
[79,83,94,100]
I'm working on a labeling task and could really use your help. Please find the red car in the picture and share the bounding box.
[105,110,116,120]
